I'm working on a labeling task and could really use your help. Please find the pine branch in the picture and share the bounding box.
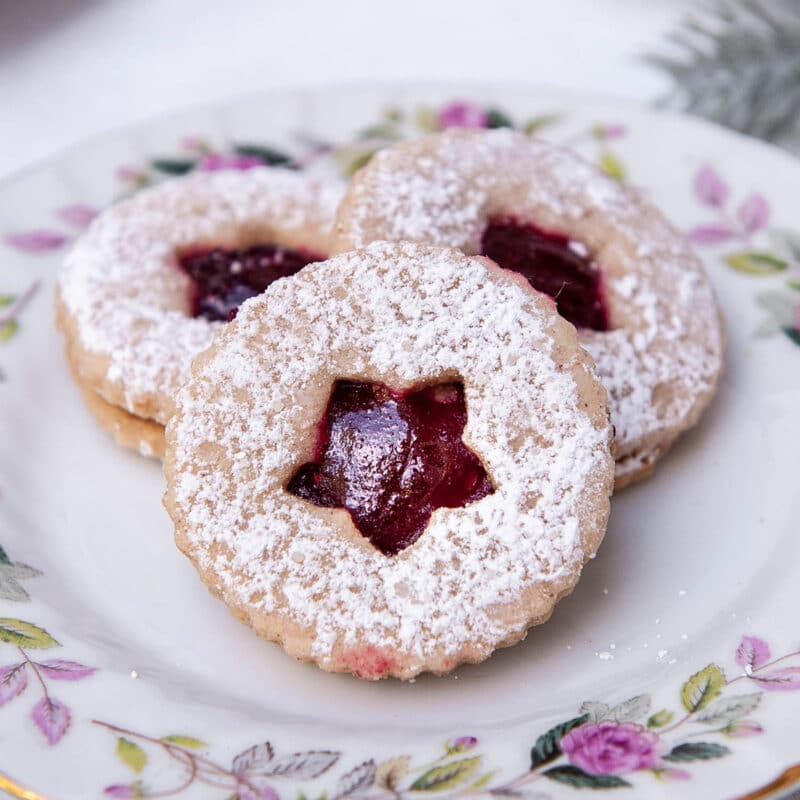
[642,0,800,151]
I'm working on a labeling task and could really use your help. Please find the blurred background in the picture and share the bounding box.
[1,0,799,180]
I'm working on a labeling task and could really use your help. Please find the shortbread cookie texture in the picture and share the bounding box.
[164,242,614,680]
[77,380,165,460]
[61,323,165,459]
[332,130,724,487]
[57,167,343,427]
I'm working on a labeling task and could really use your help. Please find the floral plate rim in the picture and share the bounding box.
[2,83,800,800]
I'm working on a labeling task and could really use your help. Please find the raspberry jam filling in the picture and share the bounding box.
[480,218,610,331]
[178,244,323,322]
[287,380,494,556]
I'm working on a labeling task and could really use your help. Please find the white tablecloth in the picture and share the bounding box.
[0,0,692,180]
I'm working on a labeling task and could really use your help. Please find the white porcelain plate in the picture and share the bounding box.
[2,84,800,800]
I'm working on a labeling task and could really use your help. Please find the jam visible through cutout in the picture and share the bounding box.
[287,380,494,556]
[178,244,324,321]
[480,218,610,331]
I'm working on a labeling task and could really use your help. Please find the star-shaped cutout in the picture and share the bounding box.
[287,380,494,556]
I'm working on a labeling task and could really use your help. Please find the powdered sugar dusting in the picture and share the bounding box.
[58,168,343,423]
[333,130,724,476]
[166,243,613,674]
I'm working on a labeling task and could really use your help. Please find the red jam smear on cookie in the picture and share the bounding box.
[287,380,494,556]
[178,244,323,322]
[480,218,610,331]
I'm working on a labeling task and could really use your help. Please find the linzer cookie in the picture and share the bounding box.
[56,167,343,453]
[163,242,614,679]
[332,130,724,487]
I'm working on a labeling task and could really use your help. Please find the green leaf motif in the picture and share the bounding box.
[383,106,404,123]
[3,562,40,580]
[0,295,14,308]
[469,771,497,790]
[409,756,481,792]
[680,663,725,712]
[598,151,626,181]
[233,144,295,167]
[0,618,59,649]
[160,734,207,749]
[663,742,731,762]
[486,109,514,129]
[0,320,19,343]
[524,114,561,135]
[375,756,410,791]
[696,692,761,726]
[150,158,196,175]
[530,714,590,768]
[609,694,651,723]
[726,251,788,275]
[334,148,378,178]
[0,577,29,602]
[356,125,400,142]
[579,701,610,722]
[783,327,800,346]
[116,737,147,774]
[647,709,674,728]
[544,765,631,788]
[0,544,10,565]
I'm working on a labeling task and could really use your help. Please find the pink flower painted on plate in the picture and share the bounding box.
[448,735,478,753]
[104,786,136,799]
[737,193,770,233]
[55,204,98,229]
[751,666,800,691]
[0,663,27,705]
[686,224,735,245]
[31,696,71,745]
[736,636,771,672]
[560,721,661,775]
[694,164,730,208]
[198,153,263,172]
[3,230,70,253]
[437,101,489,130]
[602,124,627,139]
[36,659,97,681]
[725,720,764,737]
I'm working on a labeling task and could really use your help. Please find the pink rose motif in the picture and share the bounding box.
[438,101,489,130]
[198,153,263,172]
[560,722,661,775]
